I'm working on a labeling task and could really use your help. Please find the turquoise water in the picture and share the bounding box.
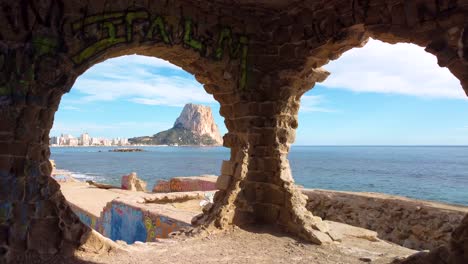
[50,146,468,206]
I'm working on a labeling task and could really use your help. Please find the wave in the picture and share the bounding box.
[54,169,105,182]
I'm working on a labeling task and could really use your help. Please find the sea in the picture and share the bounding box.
[50,146,468,206]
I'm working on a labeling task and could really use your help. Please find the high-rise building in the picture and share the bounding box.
[68,138,79,146]
[102,139,112,146]
[49,136,58,145]
[120,138,128,145]
[90,137,101,145]
[60,134,74,145]
[80,132,91,146]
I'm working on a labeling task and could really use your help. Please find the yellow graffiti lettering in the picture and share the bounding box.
[183,19,204,52]
[72,12,124,32]
[145,16,171,44]
[72,21,126,65]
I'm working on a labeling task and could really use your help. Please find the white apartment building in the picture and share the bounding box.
[80,133,91,146]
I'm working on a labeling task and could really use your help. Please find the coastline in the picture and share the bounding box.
[49,144,223,148]
[56,173,468,251]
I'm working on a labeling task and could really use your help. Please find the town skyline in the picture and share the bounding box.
[50,132,129,146]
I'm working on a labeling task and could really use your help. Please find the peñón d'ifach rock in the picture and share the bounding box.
[129,103,223,146]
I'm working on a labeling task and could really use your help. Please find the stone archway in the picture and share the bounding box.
[0,0,467,263]
[0,1,332,262]
[248,1,468,263]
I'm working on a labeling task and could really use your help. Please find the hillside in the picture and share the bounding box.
[129,104,222,146]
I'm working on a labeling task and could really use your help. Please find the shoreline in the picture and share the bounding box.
[49,144,223,148]
[52,167,468,208]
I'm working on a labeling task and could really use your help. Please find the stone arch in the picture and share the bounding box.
[246,1,468,263]
[0,1,258,262]
[0,0,467,263]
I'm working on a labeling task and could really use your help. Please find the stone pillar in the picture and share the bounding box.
[197,70,333,244]
[0,45,109,262]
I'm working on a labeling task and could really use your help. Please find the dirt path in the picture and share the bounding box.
[74,224,415,264]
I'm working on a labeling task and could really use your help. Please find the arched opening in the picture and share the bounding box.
[49,54,230,244]
[293,38,468,251]
[1,1,468,263]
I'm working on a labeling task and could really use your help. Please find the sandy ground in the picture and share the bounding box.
[54,181,416,264]
[71,224,415,264]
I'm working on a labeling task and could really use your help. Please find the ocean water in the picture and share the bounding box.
[50,146,468,206]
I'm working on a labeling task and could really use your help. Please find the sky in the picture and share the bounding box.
[51,39,468,145]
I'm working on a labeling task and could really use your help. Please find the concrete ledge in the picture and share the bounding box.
[62,181,207,244]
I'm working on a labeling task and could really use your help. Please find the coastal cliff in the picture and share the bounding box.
[174,104,223,144]
[129,103,223,146]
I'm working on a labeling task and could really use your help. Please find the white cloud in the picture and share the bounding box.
[321,39,466,99]
[71,55,214,107]
[300,95,336,112]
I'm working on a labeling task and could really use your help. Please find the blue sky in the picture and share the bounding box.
[51,39,468,145]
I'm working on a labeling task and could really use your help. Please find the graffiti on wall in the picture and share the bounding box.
[71,205,99,231]
[70,10,249,89]
[0,34,65,104]
[0,0,67,104]
[73,200,189,244]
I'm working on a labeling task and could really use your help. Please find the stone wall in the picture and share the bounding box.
[153,176,217,193]
[304,189,468,251]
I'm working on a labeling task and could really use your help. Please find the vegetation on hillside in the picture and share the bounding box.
[129,125,218,146]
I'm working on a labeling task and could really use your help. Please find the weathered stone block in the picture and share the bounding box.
[167,176,217,192]
[253,203,280,224]
[121,172,147,192]
[216,174,232,190]
[152,180,171,193]
[27,218,61,254]
[220,160,235,176]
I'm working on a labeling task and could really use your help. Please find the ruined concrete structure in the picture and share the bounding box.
[0,0,467,263]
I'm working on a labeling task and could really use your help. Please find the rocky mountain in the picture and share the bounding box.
[129,104,223,146]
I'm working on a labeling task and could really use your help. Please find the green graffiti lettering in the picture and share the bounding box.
[32,36,59,57]
[213,28,249,89]
[72,12,125,32]
[72,22,126,65]
[215,28,240,59]
[125,11,149,42]
[145,16,171,44]
[70,12,249,89]
[183,19,204,52]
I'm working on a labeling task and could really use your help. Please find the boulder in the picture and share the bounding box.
[121,172,147,192]
[152,180,171,193]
